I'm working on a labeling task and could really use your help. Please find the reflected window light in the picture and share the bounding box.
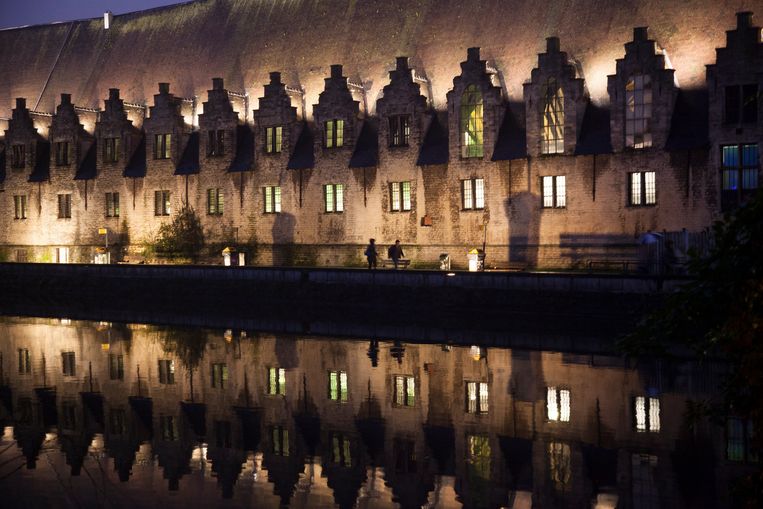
[631,453,659,507]
[3,426,14,441]
[466,381,489,414]
[328,370,348,402]
[466,434,491,479]
[635,396,660,432]
[393,375,415,407]
[60,318,72,325]
[268,367,286,396]
[548,441,571,490]
[547,387,571,422]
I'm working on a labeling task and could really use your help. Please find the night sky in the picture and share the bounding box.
[0,0,186,29]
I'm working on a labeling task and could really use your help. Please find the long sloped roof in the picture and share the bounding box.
[0,0,751,122]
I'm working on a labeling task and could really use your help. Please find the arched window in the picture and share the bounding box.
[541,79,564,154]
[460,85,483,158]
[625,74,652,148]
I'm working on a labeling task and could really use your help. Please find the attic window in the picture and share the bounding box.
[55,141,70,166]
[325,119,344,148]
[208,130,225,156]
[104,137,120,163]
[724,84,758,124]
[11,144,25,169]
[625,75,652,149]
[541,78,564,154]
[266,126,282,153]
[389,115,410,147]
[460,85,483,158]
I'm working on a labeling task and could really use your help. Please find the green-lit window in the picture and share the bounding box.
[104,137,120,163]
[105,192,120,218]
[207,188,224,215]
[271,425,289,456]
[268,367,286,395]
[55,141,70,166]
[466,434,491,480]
[154,133,171,159]
[211,363,228,388]
[324,183,344,213]
[393,375,415,407]
[207,129,224,156]
[541,78,564,154]
[13,195,27,220]
[266,126,283,153]
[460,85,483,158]
[390,181,412,212]
[325,119,344,148]
[625,75,652,149]
[328,370,348,402]
[264,186,281,213]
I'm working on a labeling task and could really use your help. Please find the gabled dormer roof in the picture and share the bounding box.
[175,131,199,175]
[349,120,378,168]
[229,124,254,173]
[416,113,449,166]
[287,122,315,170]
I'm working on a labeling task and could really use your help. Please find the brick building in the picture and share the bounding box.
[0,1,760,268]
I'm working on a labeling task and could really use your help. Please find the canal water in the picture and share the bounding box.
[0,316,748,508]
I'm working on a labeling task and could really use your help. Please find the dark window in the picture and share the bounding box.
[55,141,70,166]
[549,442,572,491]
[207,188,224,215]
[105,192,120,218]
[207,129,225,156]
[104,137,120,163]
[61,401,77,430]
[11,144,25,169]
[160,415,178,441]
[18,398,33,425]
[324,184,344,213]
[57,194,72,219]
[394,438,417,473]
[722,144,759,210]
[158,359,175,384]
[542,176,566,208]
[215,420,232,448]
[109,354,124,380]
[271,425,289,456]
[389,182,412,212]
[725,84,758,124]
[109,408,127,435]
[329,432,352,467]
[389,115,410,147]
[325,119,344,148]
[265,126,283,153]
[18,348,31,374]
[154,190,171,216]
[727,417,758,463]
[62,351,76,376]
[629,172,656,206]
[13,195,27,220]
[211,363,228,388]
[461,178,485,210]
[153,133,171,159]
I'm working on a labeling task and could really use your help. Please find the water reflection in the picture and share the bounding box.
[0,316,750,508]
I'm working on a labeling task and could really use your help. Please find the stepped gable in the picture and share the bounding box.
[0,0,749,120]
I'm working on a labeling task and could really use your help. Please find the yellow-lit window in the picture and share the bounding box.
[461,178,485,210]
[466,434,491,480]
[390,181,412,212]
[264,186,281,213]
[211,363,228,388]
[460,85,483,158]
[324,184,344,213]
[57,194,72,219]
[266,126,283,153]
[541,78,564,154]
[548,442,571,491]
[207,188,224,215]
[325,119,344,148]
[328,370,348,401]
[268,367,286,395]
[154,190,171,216]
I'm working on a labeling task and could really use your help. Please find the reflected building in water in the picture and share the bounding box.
[0,317,755,508]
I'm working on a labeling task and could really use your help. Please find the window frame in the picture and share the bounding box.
[541,78,565,155]
[207,129,225,157]
[541,175,567,208]
[628,171,657,206]
[392,375,415,407]
[546,386,571,422]
[325,119,345,149]
[57,193,72,219]
[461,177,485,210]
[55,140,70,166]
[153,133,172,160]
[328,370,349,402]
[104,137,120,163]
[207,188,224,216]
[154,190,171,216]
[265,126,283,154]
[389,114,411,147]
[460,84,484,158]
[105,192,120,218]
[465,380,489,414]
[263,186,282,214]
[625,74,653,149]
[13,195,28,220]
[323,183,344,213]
[11,144,26,169]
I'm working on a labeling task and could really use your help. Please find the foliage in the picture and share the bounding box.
[154,206,205,260]
[152,325,209,371]
[621,191,763,504]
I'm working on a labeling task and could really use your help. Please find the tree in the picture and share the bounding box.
[154,206,205,261]
[622,191,763,505]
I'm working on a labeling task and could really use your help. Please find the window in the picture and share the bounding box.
[55,247,69,264]
[324,184,344,213]
[160,415,178,441]
[11,144,25,168]
[329,432,352,467]
[62,351,76,376]
[394,438,416,473]
[154,190,171,216]
[105,192,120,218]
[722,144,759,209]
[393,375,415,407]
[548,442,571,491]
[215,420,232,448]
[725,84,758,124]
[460,85,484,158]
[109,408,126,435]
[18,348,31,374]
[109,354,124,380]
[57,194,72,219]
[390,181,412,212]
[61,401,77,430]
[328,370,348,402]
[541,78,564,154]
[466,434,491,480]
[104,137,120,163]
[13,195,27,220]
[625,75,652,149]
[727,417,757,463]
[465,381,489,414]
[629,172,656,206]
[542,176,566,208]
[631,454,659,509]
[461,178,485,210]
[634,396,660,432]
[211,363,228,388]
[55,141,70,166]
[268,367,286,396]
[546,387,571,422]
[271,425,289,456]
[207,188,224,215]
[158,359,175,384]
[263,186,281,213]
[207,129,225,156]
[266,126,283,153]
[389,115,410,147]
[325,119,344,148]
[153,133,171,159]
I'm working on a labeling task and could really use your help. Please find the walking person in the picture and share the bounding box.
[364,238,378,269]
[388,239,405,269]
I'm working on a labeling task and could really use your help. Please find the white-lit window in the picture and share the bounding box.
[393,375,415,407]
[466,381,489,414]
[55,247,70,264]
[268,367,286,395]
[325,119,344,148]
[390,181,412,212]
[266,126,283,154]
[548,441,571,491]
[635,396,660,432]
[541,78,564,154]
[328,370,348,401]
[324,184,344,213]
[211,363,228,388]
[547,387,571,422]
[625,74,652,149]
[264,186,281,213]
[461,178,485,210]
[542,176,566,208]
[629,172,656,206]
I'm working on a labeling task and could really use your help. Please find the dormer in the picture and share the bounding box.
[95,88,141,172]
[253,72,299,157]
[607,27,678,152]
[376,57,429,151]
[198,78,239,163]
[446,48,503,160]
[49,94,91,173]
[313,65,361,151]
[523,37,587,157]
[143,83,185,166]
[4,98,45,179]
